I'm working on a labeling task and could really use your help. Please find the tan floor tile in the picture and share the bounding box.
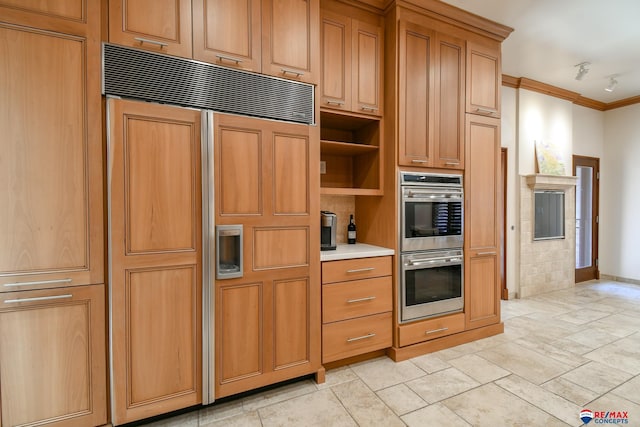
[401,403,472,427]
[405,367,480,404]
[409,352,451,374]
[242,379,317,411]
[542,377,601,407]
[376,383,427,416]
[258,389,357,427]
[583,334,640,375]
[553,309,612,325]
[611,376,640,406]
[316,366,359,390]
[448,354,510,383]
[200,410,261,427]
[350,356,426,391]
[514,336,590,367]
[561,361,634,395]
[332,379,405,427]
[198,400,244,425]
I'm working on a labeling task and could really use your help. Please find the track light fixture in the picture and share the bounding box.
[605,76,618,92]
[575,62,590,81]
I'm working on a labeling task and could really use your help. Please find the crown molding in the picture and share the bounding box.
[502,74,639,111]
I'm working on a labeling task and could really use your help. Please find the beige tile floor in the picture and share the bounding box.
[142,280,640,427]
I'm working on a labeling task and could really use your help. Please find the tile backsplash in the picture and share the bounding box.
[320,195,355,244]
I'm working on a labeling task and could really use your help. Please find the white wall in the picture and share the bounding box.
[601,104,640,281]
[573,105,604,158]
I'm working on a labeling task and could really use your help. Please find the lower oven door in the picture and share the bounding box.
[401,250,464,322]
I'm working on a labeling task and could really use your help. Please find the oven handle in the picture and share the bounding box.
[403,196,461,203]
[405,190,462,198]
[404,257,462,268]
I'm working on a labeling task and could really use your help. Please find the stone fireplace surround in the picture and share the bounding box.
[518,174,578,298]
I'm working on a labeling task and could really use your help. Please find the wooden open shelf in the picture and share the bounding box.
[321,140,379,156]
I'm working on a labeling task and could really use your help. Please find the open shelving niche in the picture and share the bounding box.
[320,110,382,196]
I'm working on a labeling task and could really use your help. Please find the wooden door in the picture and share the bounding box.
[213,113,320,398]
[108,99,202,424]
[434,33,465,169]
[398,20,434,167]
[352,19,383,116]
[262,0,319,84]
[573,155,600,282]
[193,0,261,72]
[465,115,500,329]
[0,21,103,292]
[320,10,351,112]
[0,0,98,36]
[109,0,193,58]
[0,285,106,427]
[466,41,501,117]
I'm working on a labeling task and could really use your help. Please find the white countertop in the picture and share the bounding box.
[320,243,394,262]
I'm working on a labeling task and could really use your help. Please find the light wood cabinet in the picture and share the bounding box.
[466,41,501,118]
[192,0,262,72]
[320,10,383,116]
[0,13,103,292]
[109,0,193,58]
[398,312,465,347]
[213,113,321,398]
[108,99,203,424]
[262,0,319,84]
[0,0,97,35]
[464,114,501,329]
[397,21,464,170]
[321,256,393,363]
[0,284,106,427]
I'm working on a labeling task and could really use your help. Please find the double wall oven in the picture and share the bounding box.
[399,172,464,322]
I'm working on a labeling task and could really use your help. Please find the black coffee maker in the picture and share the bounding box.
[320,211,337,250]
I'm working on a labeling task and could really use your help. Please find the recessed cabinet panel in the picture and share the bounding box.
[353,20,382,115]
[320,11,351,111]
[273,133,309,215]
[125,117,198,253]
[466,41,501,117]
[253,228,309,269]
[218,127,262,216]
[218,283,262,382]
[466,254,499,327]
[0,0,83,21]
[274,278,309,368]
[127,266,199,404]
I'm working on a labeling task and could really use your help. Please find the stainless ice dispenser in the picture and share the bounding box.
[216,225,243,279]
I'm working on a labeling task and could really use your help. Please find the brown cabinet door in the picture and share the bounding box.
[398,20,434,167]
[262,0,319,84]
[466,41,501,117]
[108,99,202,424]
[320,10,351,112]
[465,115,500,329]
[0,21,103,291]
[434,33,465,169]
[193,0,262,72]
[109,0,193,58]
[0,0,97,36]
[0,285,106,427]
[352,19,383,116]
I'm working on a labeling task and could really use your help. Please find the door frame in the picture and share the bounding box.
[573,155,600,283]
[500,147,508,299]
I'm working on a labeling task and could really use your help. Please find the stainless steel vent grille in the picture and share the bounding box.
[102,43,314,124]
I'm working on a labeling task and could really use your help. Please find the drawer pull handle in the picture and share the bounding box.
[4,294,73,304]
[281,68,304,77]
[477,251,497,256]
[346,267,375,274]
[325,99,345,106]
[347,296,376,304]
[134,37,168,48]
[346,333,376,343]
[411,159,428,164]
[360,105,379,112]
[426,327,448,335]
[216,54,243,64]
[445,161,460,166]
[4,278,72,288]
[474,107,498,115]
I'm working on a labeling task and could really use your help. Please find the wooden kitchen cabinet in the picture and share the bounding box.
[109,0,193,58]
[466,40,501,118]
[0,12,103,291]
[0,284,106,427]
[397,20,464,170]
[213,113,321,398]
[108,99,203,424]
[262,0,319,84]
[192,0,262,72]
[320,9,383,116]
[464,114,501,329]
[321,256,393,364]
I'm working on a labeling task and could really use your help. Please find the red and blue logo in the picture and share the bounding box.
[580,409,629,424]
[581,409,594,424]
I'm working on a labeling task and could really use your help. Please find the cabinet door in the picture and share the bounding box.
[434,33,465,169]
[193,0,261,72]
[352,20,383,116]
[0,22,103,291]
[320,10,351,112]
[465,115,500,329]
[0,285,106,427]
[398,21,434,167]
[262,0,319,84]
[109,0,193,58]
[108,99,202,424]
[466,41,501,118]
[0,0,98,36]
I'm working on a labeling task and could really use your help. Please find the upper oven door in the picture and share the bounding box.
[401,187,463,251]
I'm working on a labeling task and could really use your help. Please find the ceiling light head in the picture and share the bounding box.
[575,62,590,81]
[605,76,618,92]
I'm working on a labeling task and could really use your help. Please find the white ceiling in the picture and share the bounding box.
[440,0,640,103]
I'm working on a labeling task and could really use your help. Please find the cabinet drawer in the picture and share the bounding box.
[398,312,465,347]
[322,256,391,284]
[323,276,392,323]
[323,312,392,363]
